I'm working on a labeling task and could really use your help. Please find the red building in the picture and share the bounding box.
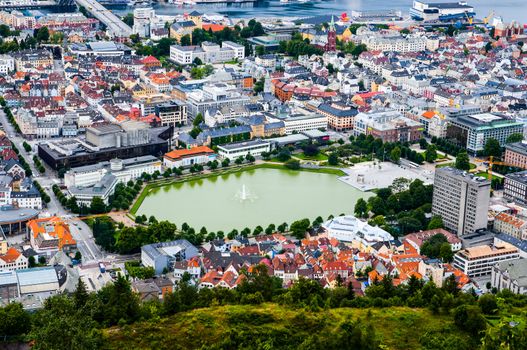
[325,16,337,52]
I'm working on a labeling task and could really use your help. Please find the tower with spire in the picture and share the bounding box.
[325,16,337,52]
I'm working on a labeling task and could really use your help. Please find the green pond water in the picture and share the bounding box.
[136,168,372,232]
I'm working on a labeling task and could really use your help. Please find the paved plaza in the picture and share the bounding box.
[339,161,435,191]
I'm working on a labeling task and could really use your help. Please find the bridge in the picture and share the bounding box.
[74,0,132,38]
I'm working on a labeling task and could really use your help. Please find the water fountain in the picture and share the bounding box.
[235,184,257,202]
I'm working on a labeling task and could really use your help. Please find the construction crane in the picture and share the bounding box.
[474,156,521,181]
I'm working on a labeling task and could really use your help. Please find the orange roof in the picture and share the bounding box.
[28,217,76,249]
[141,55,161,64]
[164,146,215,161]
[422,110,436,119]
[202,24,227,32]
[0,247,22,263]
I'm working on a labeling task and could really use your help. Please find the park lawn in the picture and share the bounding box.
[474,171,500,180]
[436,162,476,170]
[294,152,329,161]
[103,303,474,350]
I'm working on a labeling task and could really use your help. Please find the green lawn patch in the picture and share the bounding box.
[436,162,476,170]
[294,152,328,161]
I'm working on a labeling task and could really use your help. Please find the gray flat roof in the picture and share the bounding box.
[0,206,39,225]
[218,139,270,151]
[17,267,58,286]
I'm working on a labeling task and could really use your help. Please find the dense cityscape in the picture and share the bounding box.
[0,0,526,348]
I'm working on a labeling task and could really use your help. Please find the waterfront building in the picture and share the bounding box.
[68,173,119,206]
[163,146,216,168]
[446,113,524,155]
[491,259,527,294]
[217,139,271,160]
[410,0,475,22]
[133,7,155,38]
[322,215,394,246]
[454,243,519,277]
[432,167,490,236]
[38,124,172,170]
[64,156,161,188]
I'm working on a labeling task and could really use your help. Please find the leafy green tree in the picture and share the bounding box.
[0,303,31,337]
[484,138,502,158]
[328,152,339,165]
[479,294,498,315]
[439,243,454,263]
[455,151,471,171]
[30,295,102,349]
[390,146,401,163]
[180,34,191,46]
[289,218,310,239]
[354,198,368,218]
[506,133,524,144]
[425,144,438,163]
[368,197,385,216]
[453,304,487,335]
[427,215,444,230]
[285,159,300,170]
[35,26,50,42]
[90,197,107,214]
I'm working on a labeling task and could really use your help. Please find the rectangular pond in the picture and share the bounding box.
[136,167,373,233]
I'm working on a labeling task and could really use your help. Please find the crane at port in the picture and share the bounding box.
[483,11,495,25]
[464,11,473,25]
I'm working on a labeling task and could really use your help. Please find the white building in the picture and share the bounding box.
[133,7,155,38]
[283,114,327,135]
[170,41,244,65]
[64,156,161,188]
[163,146,216,168]
[491,259,527,295]
[217,139,271,160]
[362,36,426,53]
[453,243,520,277]
[0,55,15,74]
[322,215,394,246]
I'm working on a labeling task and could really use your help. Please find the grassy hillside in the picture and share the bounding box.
[103,303,474,350]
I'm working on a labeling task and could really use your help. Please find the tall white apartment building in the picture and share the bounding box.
[432,167,491,236]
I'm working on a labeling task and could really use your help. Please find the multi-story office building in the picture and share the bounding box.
[186,83,251,118]
[362,36,426,53]
[64,156,162,188]
[317,102,358,131]
[504,171,527,205]
[217,139,271,160]
[446,113,524,155]
[155,102,188,127]
[504,141,527,169]
[354,109,423,143]
[133,7,155,38]
[454,243,519,277]
[432,167,491,236]
[169,41,244,65]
